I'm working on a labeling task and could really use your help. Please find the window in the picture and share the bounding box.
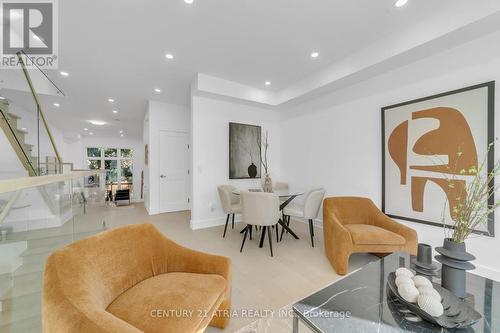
[104,148,117,158]
[86,147,134,199]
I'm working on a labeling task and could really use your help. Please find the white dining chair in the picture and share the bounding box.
[217,185,242,238]
[240,191,281,257]
[282,188,325,247]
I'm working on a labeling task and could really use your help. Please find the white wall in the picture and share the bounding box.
[280,31,500,280]
[145,101,190,215]
[191,95,281,229]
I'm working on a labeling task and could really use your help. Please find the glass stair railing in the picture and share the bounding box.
[0,51,65,179]
[1,51,108,332]
[0,172,106,332]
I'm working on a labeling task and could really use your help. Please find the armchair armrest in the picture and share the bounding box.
[322,204,354,275]
[165,239,231,280]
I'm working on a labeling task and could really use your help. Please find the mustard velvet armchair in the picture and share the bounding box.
[323,197,417,275]
[42,224,231,333]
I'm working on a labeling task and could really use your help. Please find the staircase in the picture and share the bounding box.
[0,52,107,332]
[0,103,37,177]
[0,219,106,332]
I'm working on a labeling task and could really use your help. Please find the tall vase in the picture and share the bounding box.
[435,238,475,298]
[263,173,273,193]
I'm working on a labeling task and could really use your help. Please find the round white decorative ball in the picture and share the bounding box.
[413,275,432,288]
[418,286,442,301]
[395,276,414,287]
[418,294,444,317]
[396,267,414,278]
[398,283,419,303]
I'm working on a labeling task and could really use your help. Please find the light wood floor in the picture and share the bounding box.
[78,203,376,332]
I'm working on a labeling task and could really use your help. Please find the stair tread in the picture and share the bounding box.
[6,112,20,119]
[0,290,42,311]
[0,314,40,332]
[15,128,28,134]
[0,300,40,326]
[1,272,43,301]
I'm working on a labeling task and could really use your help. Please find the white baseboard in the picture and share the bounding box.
[190,215,243,230]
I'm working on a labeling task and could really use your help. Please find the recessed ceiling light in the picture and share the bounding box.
[394,0,408,7]
[88,120,107,126]
[154,88,161,93]
[53,103,60,107]
[119,130,123,134]
[21,127,27,131]
[84,128,88,131]
[165,53,174,60]
[89,132,94,135]
[184,0,194,3]
[120,134,124,137]
[112,110,118,114]
[108,98,115,103]
[60,71,69,76]
[265,81,271,86]
[311,52,319,58]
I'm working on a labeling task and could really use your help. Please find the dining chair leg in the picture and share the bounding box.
[259,226,267,248]
[223,214,230,238]
[279,220,286,241]
[276,222,279,243]
[267,226,274,257]
[232,213,235,229]
[240,225,249,252]
[249,224,253,240]
[309,219,315,247]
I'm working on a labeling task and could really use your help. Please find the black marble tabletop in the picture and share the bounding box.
[293,253,499,333]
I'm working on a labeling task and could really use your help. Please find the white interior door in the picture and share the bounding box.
[159,131,189,213]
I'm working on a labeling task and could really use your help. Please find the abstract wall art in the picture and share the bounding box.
[382,82,495,236]
[229,122,262,179]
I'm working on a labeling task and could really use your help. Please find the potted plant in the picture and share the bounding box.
[258,131,272,192]
[435,144,500,298]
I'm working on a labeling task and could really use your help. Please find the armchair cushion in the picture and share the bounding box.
[344,224,406,245]
[107,272,226,333]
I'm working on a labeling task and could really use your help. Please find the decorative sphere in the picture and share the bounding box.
[395,275,414,287]
[418,294,444,317]
[413,275,432,288]
[396,267,414,278]
[398,283,419,303]
[418,286,442,301]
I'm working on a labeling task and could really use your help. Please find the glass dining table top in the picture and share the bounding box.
[231,188,305,198]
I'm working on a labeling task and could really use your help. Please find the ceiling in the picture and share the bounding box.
[1,0,500,140]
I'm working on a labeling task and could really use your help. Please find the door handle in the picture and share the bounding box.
[160,174,166,178]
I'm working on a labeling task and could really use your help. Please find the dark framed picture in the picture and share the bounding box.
[382,81,495,236]
[229,122,261,179]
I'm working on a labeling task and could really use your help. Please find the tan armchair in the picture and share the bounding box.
[323,197,417,275]
[43,224,231,333]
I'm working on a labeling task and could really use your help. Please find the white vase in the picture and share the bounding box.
[262,173,273,193]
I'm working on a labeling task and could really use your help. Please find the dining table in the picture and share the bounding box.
[232,188,305,247]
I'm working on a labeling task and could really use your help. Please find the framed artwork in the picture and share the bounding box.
[382,81,495,236]
[229,122,261,179]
